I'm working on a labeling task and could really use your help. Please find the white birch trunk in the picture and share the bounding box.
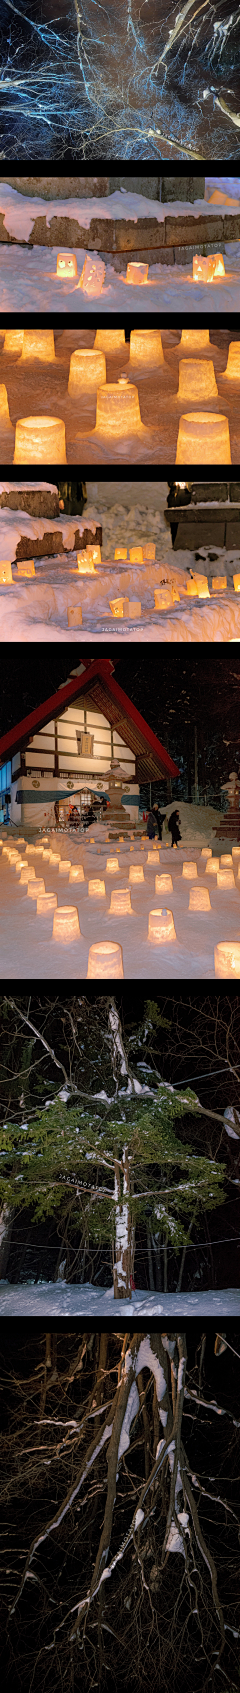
[113,1147,135,1299]
[0,1205,14,1279]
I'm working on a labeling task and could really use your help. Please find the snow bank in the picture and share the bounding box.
[0,242,240,312]
[0,509,97,562]
[0,1283,239,1314]
[1,184,238,243]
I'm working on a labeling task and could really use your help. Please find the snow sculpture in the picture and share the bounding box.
[188,886,211,910]
[14,417,66,463]
[176,412,231,465]
[94,329,126,352]
[68,349,106,397]
[19,331,56,361]
[224,342,240,380]
[67,607,82,626]
[69,866,85,882]
[57,253,78,278]
[109,888,133,914]
[88,879,106,897]
[52,906,81,942]
[126,262,148,284]
[0,561,13,583]
[182,861,198,877]
[78,256,105,295]
[96,380,142,439]
[36,892,57,914]
[148,908,176,942]
[193,253,225,281]
[177,359,218,400]
[87,940,124,977]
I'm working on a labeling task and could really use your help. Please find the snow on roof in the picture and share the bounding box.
[0,658,180,780]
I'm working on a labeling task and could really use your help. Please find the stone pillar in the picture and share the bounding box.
[161,176,205,202]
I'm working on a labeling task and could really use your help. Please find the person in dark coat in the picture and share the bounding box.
[167,483,192,547]
[152,803,166,841]
[168,809,182,847]
[58,480,87,516]
[146,808,158,841]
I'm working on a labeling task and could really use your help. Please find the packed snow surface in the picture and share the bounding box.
[0,1283,239,1314]
[0,241,239,312]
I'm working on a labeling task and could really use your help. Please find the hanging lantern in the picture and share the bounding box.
[155,873,173,892]
[182,861,198,878]
[52,906,81,943]
[129,547,144,563]
[176,412,231,465]
[114,546,128,560]
[27,878,46,899]
[0,561,13,583]
[217,869,235,889]
[126,262,149,285]
[69,865,85,882]
[94,330,126,352]
[68,349,106,396]
[109,888,133,914]
[87,941,124,978]
[16,560,35,577]
[58,860,72,874]
[106,857,120,872]
[88,879,106,897]
[129,864,145,883]
[19,330,56,361]
[188,885,211,910]
[205,857,220,873]
[96,381,142,439]
[177,359,218,401]
[212,576,227,592]
[57,253,78,278]
[129,330,165,368]
[3,330,24,353]
[78,256,105,295]
[37,892,58,914]
[148,908,176,943]
[67,606,82,626]
[14,416,66,463]
[214,942,240,977]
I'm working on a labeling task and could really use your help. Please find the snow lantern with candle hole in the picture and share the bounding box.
[212,576,227,591]
[96,381,142,439]
[148,908,176,943]
[57,253,78,278]
[88,879,106,897]
[129,865,145,883]
[14,417,66,463]
[114,546,128,560]
[0,561,13,583]
[188,886,211,910]
[176,413,231,464]
[217,869,235,889]
[78,256,105,295]
[106,858,120,873]
[16,561,35,577]
[129,547,144,563]
[129,329,165,367]
[52,907,81,943]
[27,878,45,899]
[87,941,124,978]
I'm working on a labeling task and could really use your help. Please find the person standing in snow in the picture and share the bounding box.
[168,809,182,847]
[152,803,166,840]
[146,808,158,841]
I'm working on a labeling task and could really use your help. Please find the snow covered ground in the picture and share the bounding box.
[0,240,240,313]
[0,1281,238,1314]
[1,817,240,980]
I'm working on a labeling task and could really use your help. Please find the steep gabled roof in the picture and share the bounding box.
[0,658,180,782]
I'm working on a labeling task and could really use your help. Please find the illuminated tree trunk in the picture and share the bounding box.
[113,1147,135,1298]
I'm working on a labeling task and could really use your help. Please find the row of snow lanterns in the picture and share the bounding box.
[54,250,226,291]
[1,837,240,978]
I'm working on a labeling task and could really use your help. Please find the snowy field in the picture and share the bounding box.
[1,816,240,980]
[0,182,239,311]
[0,1281,239,1314]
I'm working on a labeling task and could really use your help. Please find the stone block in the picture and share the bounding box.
[0,177,109,198]
[0,488,59,518]
[112,217,165,252]
[161,176,205,203]
[223,213,240,239]
[229,484,240,501]
[110,176,160,198]
[112,246,174,270]
[225,519,240,548]
[165,214,223,247]
[191,484,228,503]
[29,215,90,248]
[173,518,225,549]
[15,524,102,561]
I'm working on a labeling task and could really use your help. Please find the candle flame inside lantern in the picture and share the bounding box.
[52,906,81,943]
[214,943,240,977]
[0,560,13,583]
[193,253,225,281]
[57,253,78,278]
[126,262,149,284]
[77,552,97,574]
[87,941,124,978]
[148,908,176,943]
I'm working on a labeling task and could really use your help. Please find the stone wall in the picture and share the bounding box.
[161,176,205,201]
[1,201,237,267]
[0,177,109,198]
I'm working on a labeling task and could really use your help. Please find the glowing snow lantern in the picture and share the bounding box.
[180,330,210,351]
[88,879,106,897]
[27,878,46,899]
[14,417,66,463]
[233,575,240,592]
[41,850,52,861]
[57,253,78,278]
[217,869,235,889]
[69,865,85,882]
[52,906,81,943]
[68,349,106,397]
[86,544,101,565]
[87,941,124,978]
[76,552,96,575]
[155,873,173,892]
[67,606,82,626]
[223,342,240,380]
[182,861,198,878]
[96,379,142,440]
[220,854,233,866]
[143,543,156,560]
[126,262,149,284]
[19,330,56,362]
[201,846,212,857]
[94,330,126,352]
[15,859,26,874]
[16,560,35,577]
[19,865,36,883]
[212,576,227,592]
[58,860,72,874]
[129,330,165,368]
[8,850,19,863]
[154,587,173,610]
[147,849,160,863]
[205,857,219,874]
[78,256,105,295]
[48,851,61,863]
[193,253,225,281]
[129,864,145,883]
[114,546,128,560]
[214,942,240,977]
[192,574,210,598]
[188,886,211,910]
[148,908,176,943]
[185,579,198,597]
[0,386,12,426]
[106,858,120,872]
[126,600,141,617]
[176,413,231,465]
[232,847,240,860]
[129,547,144,563]
[3,330,24,353]
[37,892,57,914]
[177,359,218,401]
[0,561,13,583]
[109,888,133,915]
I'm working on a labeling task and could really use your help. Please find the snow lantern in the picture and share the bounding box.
[205,857,220,873]
[69,865,85,882]
[220,854,233,866]
[180,330,210,350]
[67,607,82,626]
[88,879,106,897]
[96,380,142,439]
[3,330,24,353]
[78,256,105,295]
[94,330,126,352]
[217,869,235,889]
[129,547,144,563]
[201,846,212,857]
[192,574,210,598]
[86,544,102,564]
[14,417,66,463]
[129,330,165,367]
[58,860,72,874]
[0,386,12,425]
[212,576,227,591]
[52,906,81,943]
[129,864,145,883]
[193,253,225,281]
[114,546,128,560]
[109,597,126,617]
[126,600,141,617]
[68,349,106,396]
[232,847,240,859]
[177,359,218,401]
[8,850,20,863]
[233,575,240,592]
[77,552,97,574]
[0,561,13,583]
[182,861,198,877]
[87,941,124,978]
[214,942,240,977]
[188,886,211,910]
[185,580,198,597]
[148,908,176,943]
[19,331,56,362]
[176,413,231,465]
[147,849,160,863]
[37,892,58,914]
[106,858,120,872]
[57,253,78,278]
[27,878,46,899]
[16,560,35,577]
[48,852,61,863]
[143,543,156,560]
[15,859,27,874]
[155,873,173,892]
[154,587,173,610]
[19,866,36,883]
[42,851,52,861]
[126,262,149,284]
[224,343,240,379]
[109,888,133,914]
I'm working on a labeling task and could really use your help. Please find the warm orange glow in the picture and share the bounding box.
[185,580,198,597]
[16,560,35,577]
[15,859,27,873]
[20,331,56,361]
[126,262,148,284]
[68,349,106,396]
[78,256,105,295]
[94,330,126,352]
[205,857,220,873]
[19,866,36,883]
[214,943,240,977]
[201,846,212,857]
[77,552,97,575]
[58,860,72,874]
[129,330,165,367]
[86,544,102,564]
[193,253,225,281]
[129,547,144,563]
[182,861,198,878]
[217,869,235,889]
[233,575,240,592]
[180,330,210,350]
[192,574,210,599]
[67,606,82,626]
[52,906,81,943]
[109,888,133,914]
[126,600,141,617]
[109,597,125,617]
[8,851,20,863]
[69,865,85,882]
[155,873,173,892]
[143,543,156,560]
[148,908,176,943]
[106,858,120,872]
[177,359,218,401]
[48,852,61,862]
[88,879,106,897]
[129,864,145,883]
[0,560,13,583]
[114,547,128,560]
[220,854,233,865]
[41,850,52,861]
[3,330,24,353]
[188,886,211,910]
[212,575,227,592]
[96,381,141,438]
[37,892,58,914]
[0,386,11,425]
[176,412,231,465]
[57,253,78,278]
[27,878,46,899]
[147,849,160,863]
[14,416,66,463]
[208,189,240,205]
[87,941,124,978]
[154,587,173,610]
[232,848,240,860]
[224,342,240,380]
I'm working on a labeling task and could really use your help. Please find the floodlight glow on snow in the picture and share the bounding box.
[0,386,12,426]
[177,359,218,401]
[37,891,58,914]
[205,857,220,873]
[217,869,235,889]
[182,861,198,878]
[109,888,133,914]
[129,330,165,367]
[188,886,211,910]
[129,546,144,563]
[96,380,142,438]
[78,256,105,295]
[193,253,225,281]
[114,546,128,560]
[14,417,66,463]
[223,342,240,380]
[52,906,81,943]
[154,587,173,610]
[87,941,124,978]
[88,879,106,897]
[67,606,82,626]
[20,330,56,362]
[57,253,78,278]
[214,942,240,977]
[212,576,227,592]
[0,561,13,583]
[94,330,126,352]
[126,262,149,284]
[68,349,106,397]
[155,873,173,892]
[69,865,85,882]
[106,857,120,872]
[3,330,24,353]
[148,908,176,943]
[16,560,35,577]
[58,860,72,874]
[129,865,145,883]
[233,575,240,592]
[27,878,45,899]
[176,412,231,464]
